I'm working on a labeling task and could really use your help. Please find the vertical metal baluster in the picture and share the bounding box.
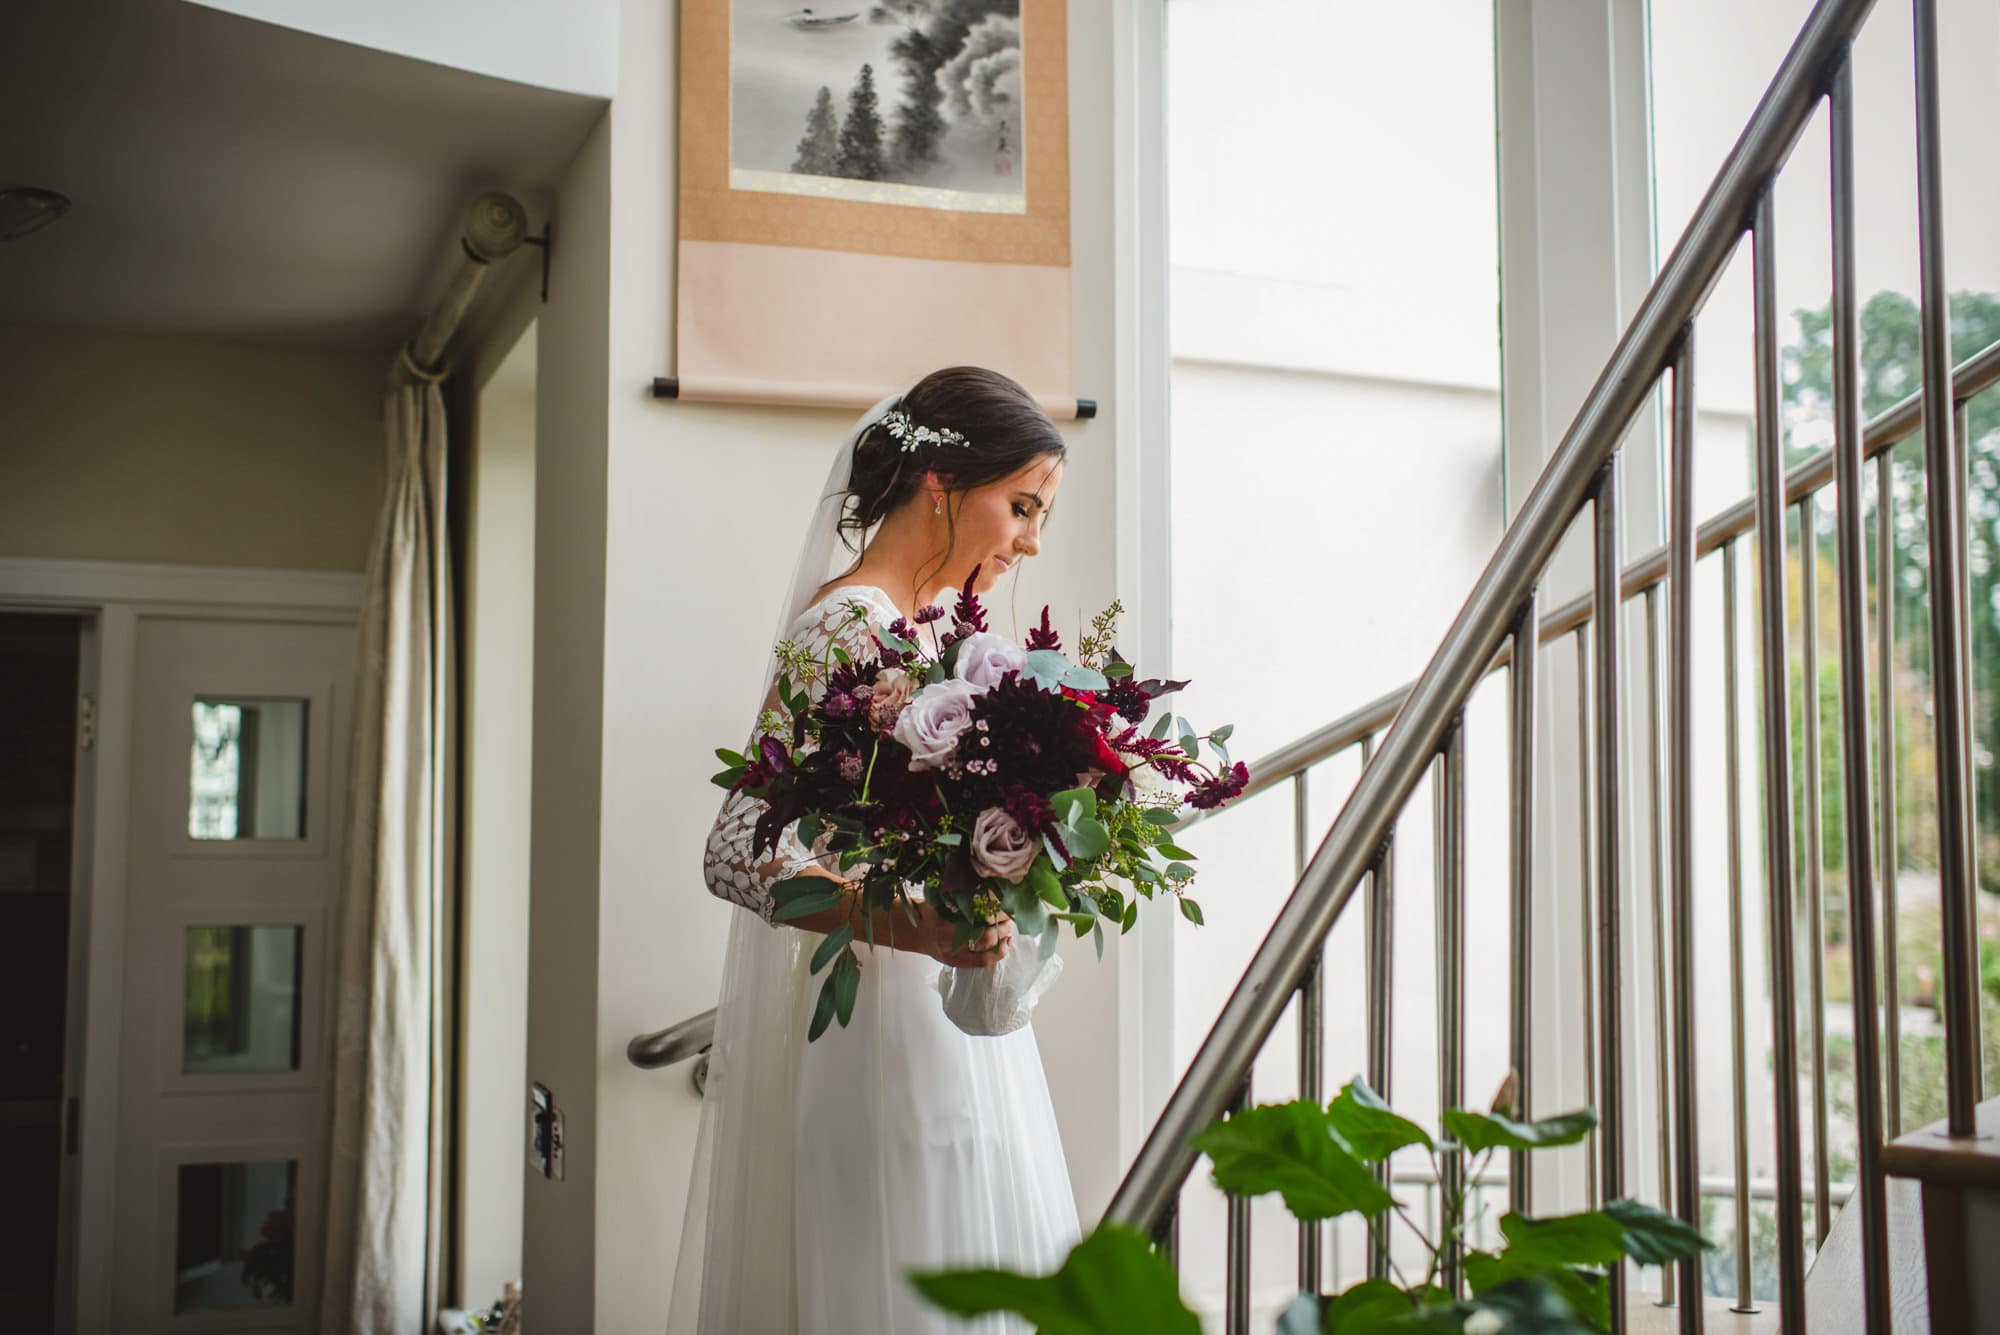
[1575,627,1601,1207]
[1798,496,1832,1248]
[1668,334,1704,1334]
[1724,541,1758,1315]
[1876,446,1902,1140]
[1296,767,1323,1296]
[1753,189,1809,1333]
[1594,458,1627,1331]
[1227,1075,1251,1335]
[1437,726,1467,1297]
[1645,584,1677,1309]
[1367,829,1396,1283]
[1828,59,1891,1331]
[1913,0,1980,1140]
[1956,398,1986,1103]
[1510,595,1539,1218]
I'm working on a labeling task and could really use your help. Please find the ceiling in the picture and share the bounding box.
[0,0,606,353]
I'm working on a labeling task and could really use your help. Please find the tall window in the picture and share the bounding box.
[1166,1,1502,1315]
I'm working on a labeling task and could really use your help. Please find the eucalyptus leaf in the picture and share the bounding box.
[807,972,838,1042]
[832,951,860,1025]
[1188,1100,1395,1221]
[1023,649,1074,693]
[1029,856,1067,907]
[773,890,843,922]
[1210,724,1234,744]
[1043,832,1071,871]
[1149,713,1175,741]
[909,1224,1201,1335]
[1061,663,1110,691]
[809,923,853,975]
[1039,919,1061,961]
[1065,816,1112,861]
[1052,787,1097,820]
[1091,918,1105,960]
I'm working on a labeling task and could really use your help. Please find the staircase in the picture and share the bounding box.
[1104,0,1998,1331]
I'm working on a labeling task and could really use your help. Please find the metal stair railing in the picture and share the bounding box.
[1102,2,1990,1333]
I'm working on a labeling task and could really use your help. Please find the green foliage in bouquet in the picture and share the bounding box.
[712,588,1246,1041]
[911,1078,1710,1333]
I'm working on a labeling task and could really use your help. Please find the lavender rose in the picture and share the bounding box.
[892,678,983,771]
[954,632,1028,690]
[969,807,1039,883]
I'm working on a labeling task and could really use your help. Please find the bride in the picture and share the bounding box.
[668,367,1083,1333]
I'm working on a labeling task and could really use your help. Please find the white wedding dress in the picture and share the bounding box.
[674,583,1082,1334]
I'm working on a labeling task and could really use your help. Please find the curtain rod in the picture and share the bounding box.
[395,191,533,385]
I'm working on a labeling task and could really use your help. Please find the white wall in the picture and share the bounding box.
[519,0,1132,1323]
[183,0,617,99]
[0,324,382,572]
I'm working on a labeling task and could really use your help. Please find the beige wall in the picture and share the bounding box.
[520,0,1129,1324]
[0,324,382,571]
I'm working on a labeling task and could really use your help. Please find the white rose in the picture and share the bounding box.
[969,806,1039,883]
[953,631,1028,691]
[892,678,983,771]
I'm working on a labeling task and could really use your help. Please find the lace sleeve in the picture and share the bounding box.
[702,592,893,924]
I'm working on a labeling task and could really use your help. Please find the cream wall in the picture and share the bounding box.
[0,324,382,571]
[520,0,1130,1324]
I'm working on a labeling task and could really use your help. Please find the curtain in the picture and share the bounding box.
[322,377,453,1333]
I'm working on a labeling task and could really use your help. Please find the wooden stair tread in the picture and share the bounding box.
[1881,1096,2000,1191]
[1798,1173,1930,1333]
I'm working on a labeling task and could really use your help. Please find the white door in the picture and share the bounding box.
[110,614,354,1330]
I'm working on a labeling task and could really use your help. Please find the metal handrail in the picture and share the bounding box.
[1100,5,1978,1334]
[1189,332,2000,817]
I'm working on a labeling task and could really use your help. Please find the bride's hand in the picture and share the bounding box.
[926,907,1015,970]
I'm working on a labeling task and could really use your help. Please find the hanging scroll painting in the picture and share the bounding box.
[676,0,1077,416]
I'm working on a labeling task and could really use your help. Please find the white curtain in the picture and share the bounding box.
[323,377,453,1333]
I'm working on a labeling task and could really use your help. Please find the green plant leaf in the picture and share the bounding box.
[1495,1210,1628,1268]
[1143,807,1181,826]
[1210,724,1234,744]
[809,923,853,975]
[1103,660,1135,679]
[1441,1107,1596,1154]
[1318,1277,1421,1332]
[710,768,744,788]
[714,747,748,766]
[1092,918,1105,960]
[1149,712,1175,741]
[1155,842,1197,861]
[909,1224,1201,1335]
[1373,1275,1597,1333]
[1044,832,1071,871]
[1601,1199,1713,1266]
[1463,1253,1608,1331]
[1039,919,1061,960]
[1189,1100,1395,1220]
[1178,897,1205,926]
[1326,1079,1434,1160]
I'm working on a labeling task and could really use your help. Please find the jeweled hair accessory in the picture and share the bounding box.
[880,409,969,453]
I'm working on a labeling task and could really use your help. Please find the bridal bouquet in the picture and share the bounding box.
[712,566,1248,1041]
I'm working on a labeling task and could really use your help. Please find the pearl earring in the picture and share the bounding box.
[934,497,943,515]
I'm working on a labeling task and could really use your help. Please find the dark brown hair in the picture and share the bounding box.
[835,366,1067,593]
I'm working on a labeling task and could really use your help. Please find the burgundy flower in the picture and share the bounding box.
[1104,681,1152,722]
[1025,606,1062,652]
[836,749,865,783]
[952,566,990,633]
[1188,761,1251,810]
[914,603,947,624]
[823,691,858,719]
